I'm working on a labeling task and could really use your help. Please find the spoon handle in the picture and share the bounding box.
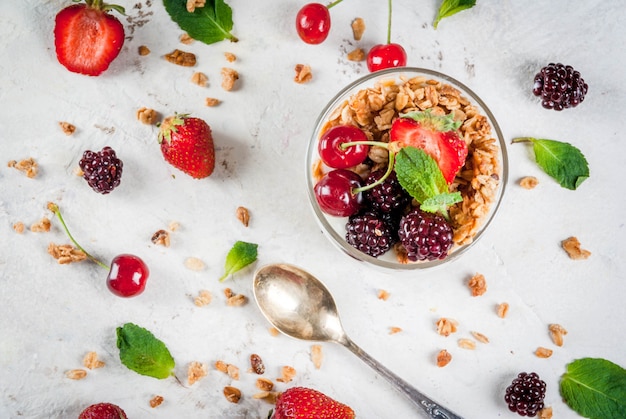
[342,336,463,419]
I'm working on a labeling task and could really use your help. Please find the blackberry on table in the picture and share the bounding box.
[345,211,394,258]
[504,372,546,417]
[398,208,453,261]
[79,146,123,194]
[532,63,588,110]
[363,169,411,214]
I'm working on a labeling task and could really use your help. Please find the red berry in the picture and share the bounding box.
[318,125,370,169]
[106,254,149,297]
[367,43,407,72]
[296,3,331,44]
[78,402,127,419]
[314,169,363,217]
[274,387,355,419]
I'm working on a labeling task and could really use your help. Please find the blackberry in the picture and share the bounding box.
[79,146,123,194]
[398,208,453,261]
[363,169,411,214]
[504,372,546,417]
[532,63,588,110]
[345,211,394,257]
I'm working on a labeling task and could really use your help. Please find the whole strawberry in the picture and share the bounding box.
[54,0,125,76]
[78,402,127,419]
[272,387,355,419]
[158,113,215,179]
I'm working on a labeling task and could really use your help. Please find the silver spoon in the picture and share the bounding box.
[253,263,463,419]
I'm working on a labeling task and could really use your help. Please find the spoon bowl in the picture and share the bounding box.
[253,263,464,419]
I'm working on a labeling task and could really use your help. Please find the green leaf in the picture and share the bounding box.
[560,358,626,419]
[116,323,175,379]
[163,0,238,45]
[434,0,477,28]
[219,241,258,281]
[394,147,461,218]
[513,137,589,190]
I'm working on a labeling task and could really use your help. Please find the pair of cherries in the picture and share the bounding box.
[295,2,407,72]
[49,203,149,297]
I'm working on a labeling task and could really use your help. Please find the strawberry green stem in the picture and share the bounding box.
[327,0,344,9]
[47,202,109,270]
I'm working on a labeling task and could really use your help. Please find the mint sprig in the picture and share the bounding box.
[219,241,258,281]
[434,0,477,29]
[394,146,461,219]
[560,358,626,418]
[512,137,589,190]
[163,0,238,44]
[116,323,175,379]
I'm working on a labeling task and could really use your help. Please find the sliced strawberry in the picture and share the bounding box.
[390,111,468,184]
[54,2,125,76]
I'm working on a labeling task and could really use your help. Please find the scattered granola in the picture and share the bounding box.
[149,395,164,408]
[377,289,390,300]
[389,326,403,334]
[269,327,280,337]
[256,377,274,391]
[164,49,196,67]
[535,347,553,358]
[226,293,247,307]
[276,365,296,383]
[294,64,312,84]
[561,236,591,260]
[224,52,236,62]
[168,221,180,231]
[59,121,76,135]
[13,222,25,234]
[436,349,452,367]
[227,364,240,380]
[236,206,250,227]
[221,67,239,91]
[137,107,158,125]
[83,351,105,369]
[436,318,458,336]
[471,331,489,344]
[151,229,170,246]
[48,243,87,264]
[205,97,221,107]
[351,17,366,40]
[191,72,208,87]
[250,353,265,374]
[65,369,87,380]
[184,257,205,271]
[8,158,38,178]
[347,48,366,62]
[311,345,323,369]
[548,324,567,347]
[519,176,539,189]
[186,0,205,13]
[215,360,229,374]
[180,33,194,44]
[538,406,553,419]
[187,361,208,385]
[223,386,241,404]
[253,391,279,404]
[138,45,151,56]
[458,338,476,350]
[193,290,212,306]
[468,273,487,296]
[30,217,51,233]
[497,302,509,318]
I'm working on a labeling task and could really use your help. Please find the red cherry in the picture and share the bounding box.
[314,169,364,217]
[367,43,407,72]
[318,125,370,169]
[107,254,149,297]
[296,3,331,44]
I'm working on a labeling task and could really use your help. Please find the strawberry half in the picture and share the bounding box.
[54,0,125,76]
[272,386,355,419]
[78,402,127,419]
[390,110,468,184]
[158,114,215,179]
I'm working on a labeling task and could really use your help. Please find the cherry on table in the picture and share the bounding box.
[314,169,364,217]
[318,125,370,169]
[367,43,407,72]
[106,254,149,298]
[296,3,331,44]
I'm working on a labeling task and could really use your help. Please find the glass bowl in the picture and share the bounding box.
[305,67,508,270]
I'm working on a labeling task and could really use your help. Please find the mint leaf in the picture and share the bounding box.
[434,0,477,28]
[513,137,589,190]
[560,358,626,419]
[394,147,461,218]
[116,323,175,379]
[219,241,258,281]
[163,0,238,45]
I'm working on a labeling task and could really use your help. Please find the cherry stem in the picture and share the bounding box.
[47,202,109,270]
[386,0,393,44]
[327,0,344,9]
